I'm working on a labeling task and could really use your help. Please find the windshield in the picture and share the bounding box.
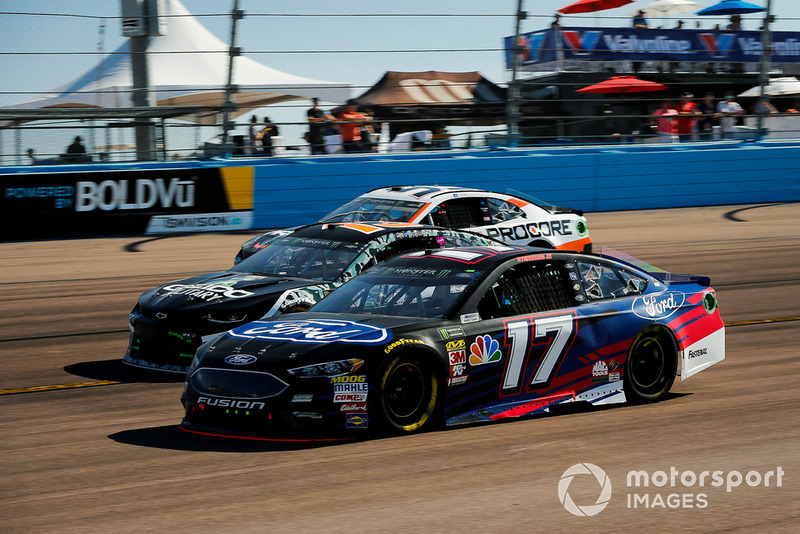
[310,264,484,318]
[321,196,426,223]
[231,236,364,281]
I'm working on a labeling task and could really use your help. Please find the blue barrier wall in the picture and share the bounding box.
[250,140,800,228]
[2,140,799,238]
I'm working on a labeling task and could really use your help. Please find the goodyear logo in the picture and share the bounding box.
[384,338,425,354]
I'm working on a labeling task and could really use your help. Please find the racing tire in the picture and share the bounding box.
[377,353,441,434]
[624,327,678,403]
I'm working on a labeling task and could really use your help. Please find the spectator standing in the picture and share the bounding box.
[338,99,369,153]
[65,136,88,161]
[247,115,260,154]
[632,10,648,28]
[727,15,742,30]
[432,124,453,149]
[26,148,36,164]
[651,100,678,143]
[717,92,745,139]
[360,108,377,152]
[676,92,701,142]
[697,93,718,140]
[259,116,279,156]
[674,20,684,30]
[307,97,336,155]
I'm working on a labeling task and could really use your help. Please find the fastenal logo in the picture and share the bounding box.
[558,463,612,517]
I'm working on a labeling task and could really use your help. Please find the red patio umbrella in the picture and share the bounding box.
[576,76,668,93]
[558,0,634,14]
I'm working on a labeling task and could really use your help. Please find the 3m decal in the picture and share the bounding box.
[469,335,502,366]
[500,313,577,395]
[449,350,467,365]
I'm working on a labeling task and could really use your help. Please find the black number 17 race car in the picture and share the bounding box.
[180,246,724,440]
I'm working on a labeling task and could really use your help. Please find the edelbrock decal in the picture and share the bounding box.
[228,319,391,345]
[632,291,686,320]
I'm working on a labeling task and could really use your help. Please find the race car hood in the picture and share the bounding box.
[139,271,316,312]
[196,313,436,370]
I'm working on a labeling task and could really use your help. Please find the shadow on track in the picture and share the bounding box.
[64,359,184,383]
[109,425,357,452]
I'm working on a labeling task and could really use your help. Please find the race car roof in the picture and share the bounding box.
[390,246,558,269]
[290,221,466,241]
[363,185,511,203]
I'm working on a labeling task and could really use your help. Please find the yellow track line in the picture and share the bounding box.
[0,380,121,396]
[725,316,800,327]
[1,316,798,397]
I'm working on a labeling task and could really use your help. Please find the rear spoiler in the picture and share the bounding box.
[599,247,711,287]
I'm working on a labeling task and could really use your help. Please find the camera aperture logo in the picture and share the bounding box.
[558,463,612,517]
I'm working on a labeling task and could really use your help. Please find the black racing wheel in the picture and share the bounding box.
[378,354,441,433]
[624,327,678,403]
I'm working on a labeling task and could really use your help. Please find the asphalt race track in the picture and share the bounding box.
[1,204,798,533]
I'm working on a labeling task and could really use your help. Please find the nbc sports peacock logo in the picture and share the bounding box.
[558,463,612,517]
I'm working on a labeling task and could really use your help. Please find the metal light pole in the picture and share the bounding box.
[220,0,243,146]
[756,0,774,139]
[506,0,526,147]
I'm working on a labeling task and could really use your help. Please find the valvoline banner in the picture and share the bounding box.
[504,27,800,69]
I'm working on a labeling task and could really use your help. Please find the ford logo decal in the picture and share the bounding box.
[632,291,686,320]
[228,319,391,345]
[224,354,258,365]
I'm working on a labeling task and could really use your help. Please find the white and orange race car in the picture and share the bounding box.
[235,186,591,263]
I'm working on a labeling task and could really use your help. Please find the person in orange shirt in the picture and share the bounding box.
[338,99,370,153]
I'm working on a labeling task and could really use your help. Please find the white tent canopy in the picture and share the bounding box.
[5,0,350,124]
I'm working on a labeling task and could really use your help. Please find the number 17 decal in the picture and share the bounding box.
[500,313,577,396]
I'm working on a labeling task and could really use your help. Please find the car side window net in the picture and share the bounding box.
[431,199,485,228]
[477,262,573,319]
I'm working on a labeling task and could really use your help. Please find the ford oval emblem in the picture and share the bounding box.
[632,291,686,320]
[224,354,258,365]
[229,319,391,345]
